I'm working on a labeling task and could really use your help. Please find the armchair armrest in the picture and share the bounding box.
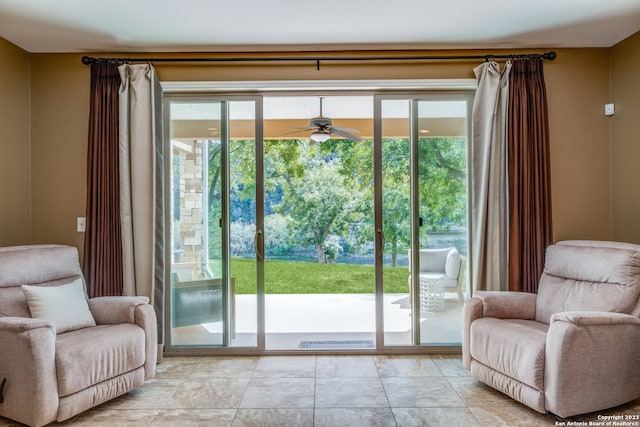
[0,316,54,333]
[0,317,58,427]
[89,296,150,324]
[550,311,640,326]
[473,291,537,319]
[88,296,158,380]
[545,311,640,417]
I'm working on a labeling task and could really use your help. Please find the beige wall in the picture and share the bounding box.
[611,32,640,244]
[544,48,613,242]
[4,41,635,251]
[0,38,31,246]
[29,54,89,253]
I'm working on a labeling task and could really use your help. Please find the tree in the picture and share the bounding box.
[278,156,367,263]
[331,136,467,265]
[417,137,467,231]
[203,133,467,266]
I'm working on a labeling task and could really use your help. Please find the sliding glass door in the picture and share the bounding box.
[164,96,261,351]
[378,94,471,348]
[262,96,376,350]
[163,91,471,354]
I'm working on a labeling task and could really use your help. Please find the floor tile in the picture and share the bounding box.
[105,379,184,410]
[0,416,23,427]
[383,377,465,408]
[155,357,205,379]
[445,377,516,407]
[11,354,622,427]
[375,355,442,377]
[150,409,236,427]
[315,407,397,427]
[468,404,551,427]
[240,378,316,408]
[252,356,316,378]
[190,356,259,378]
[315,377,389,408]
[232,408,314,427]
[316,355,379,377]
[165,378,250,409]
[67,409,161,426]
[392,407,482,427]
[431,354,472,377]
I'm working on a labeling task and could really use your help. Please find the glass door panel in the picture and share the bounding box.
[380,96,470,347]
[415,99,469,345]
[168,100,226,347]
[380,99,413,346]
[166,98,260,350]
[228,100,258,347]
[262,95,376,351]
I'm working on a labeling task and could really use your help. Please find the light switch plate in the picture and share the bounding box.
[77,217,86,232]
[604,103,615,116]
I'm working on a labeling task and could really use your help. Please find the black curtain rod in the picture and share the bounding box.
[81,51,557,66]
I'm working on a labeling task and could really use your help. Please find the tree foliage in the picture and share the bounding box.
[205,134,467,265]
[268,143,369,263]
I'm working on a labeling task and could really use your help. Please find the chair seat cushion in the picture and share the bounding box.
[470,318,548,391]
[55,324,145,397]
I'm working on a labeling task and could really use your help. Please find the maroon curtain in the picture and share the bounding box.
[507,58,553,293]
[83,62,123,297]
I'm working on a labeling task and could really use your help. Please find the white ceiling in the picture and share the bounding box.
[0,0,639,53]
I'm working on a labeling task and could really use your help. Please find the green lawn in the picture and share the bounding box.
[228,258,409,294]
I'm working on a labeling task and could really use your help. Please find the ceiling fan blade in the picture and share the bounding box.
[331,128,365,142]
[332,126,361,134]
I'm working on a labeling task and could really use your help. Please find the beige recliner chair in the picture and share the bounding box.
[463,240,640,418]
[0,244,157,427]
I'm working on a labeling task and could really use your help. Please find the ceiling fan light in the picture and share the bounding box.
[310,130,331,143]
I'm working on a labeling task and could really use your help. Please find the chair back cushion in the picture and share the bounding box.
[417,247,459,275]
[0,245,86,318]
[535,241,640,324]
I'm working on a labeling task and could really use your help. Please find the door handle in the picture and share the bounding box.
[376,227,385,259]
[254,229,264,260]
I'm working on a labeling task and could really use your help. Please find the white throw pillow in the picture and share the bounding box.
[22,278,96,334]
[444,249,462,279]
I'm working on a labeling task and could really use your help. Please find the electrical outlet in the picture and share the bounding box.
[77,217,86,232]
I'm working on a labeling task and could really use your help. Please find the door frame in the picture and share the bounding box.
[163,94,264,355]
[162,81,475,356]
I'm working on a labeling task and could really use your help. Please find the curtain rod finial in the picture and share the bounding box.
[81,56,94,65]
[544,51,557,61]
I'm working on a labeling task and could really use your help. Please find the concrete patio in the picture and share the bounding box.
[172,292,464,351]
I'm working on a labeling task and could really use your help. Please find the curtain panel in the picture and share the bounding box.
[118,63,165,341]
[470,61,512,294]
[507,58,553,293]
[83,62,123,297]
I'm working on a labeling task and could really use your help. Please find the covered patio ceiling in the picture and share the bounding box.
[169,96,468,140]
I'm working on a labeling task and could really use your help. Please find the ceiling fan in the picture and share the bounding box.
[298,97,364,143]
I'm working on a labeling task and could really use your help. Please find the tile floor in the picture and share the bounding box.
[1,355,638,426]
